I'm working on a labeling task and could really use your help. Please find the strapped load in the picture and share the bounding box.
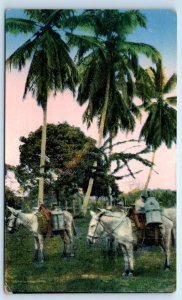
[37,211,49,235]
[131,205,162,246]
[36,204,52,236]
[144,197,162,226]
[51,207,64,231]
[132,191,163,245]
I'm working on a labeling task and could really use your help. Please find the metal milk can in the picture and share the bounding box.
[51,208,64,231]
[144,197,162,226]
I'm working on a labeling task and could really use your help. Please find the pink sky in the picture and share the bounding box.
[5,68,176,193]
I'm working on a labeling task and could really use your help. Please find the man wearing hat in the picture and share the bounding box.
[73,187,84,216]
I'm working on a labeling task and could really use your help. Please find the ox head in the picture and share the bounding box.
[87,210,105,245]
[7,206,21,233]
[7,206,19,216]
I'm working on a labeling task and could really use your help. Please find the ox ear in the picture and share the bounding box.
[7,206,14,213]
[96,208,105,212]
[90,210,96,217]
[7,206,18,216]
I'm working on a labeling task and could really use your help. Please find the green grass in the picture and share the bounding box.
[5,216,176,293]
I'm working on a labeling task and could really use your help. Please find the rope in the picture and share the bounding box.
[100,217,125,236]
[89,213,126,240]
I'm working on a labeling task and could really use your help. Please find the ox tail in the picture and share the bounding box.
[171,228,175,247]
[72,220,77,236]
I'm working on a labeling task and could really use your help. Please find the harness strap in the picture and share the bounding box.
[161,214,173,223]
[145,208,161,213]
[100,217,125,236]
[89,214,126,240]
[87,220,106,240]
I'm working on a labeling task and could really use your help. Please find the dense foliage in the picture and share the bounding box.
[124,189,176,208]
[13,123,122,208]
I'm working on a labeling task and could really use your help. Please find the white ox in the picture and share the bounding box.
[87,205,176,276]
[87,209,134,276]
[7,206,76,263]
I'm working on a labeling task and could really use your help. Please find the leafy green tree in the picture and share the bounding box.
[67,9,161,213]
[15,123,96,207]
[6,10,78,205]
[136,61,177,188]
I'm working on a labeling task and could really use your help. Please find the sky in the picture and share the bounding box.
[5,9,177,193]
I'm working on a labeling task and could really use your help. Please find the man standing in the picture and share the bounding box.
[73,187,84,216]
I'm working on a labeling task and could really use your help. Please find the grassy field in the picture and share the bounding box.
[4,215,176,293]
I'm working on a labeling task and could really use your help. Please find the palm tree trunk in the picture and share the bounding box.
[108,132,115,208]
[82,73,110,215]
[144,151,156,190]
[38,105,47,205]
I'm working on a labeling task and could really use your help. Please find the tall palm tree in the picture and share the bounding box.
[6,10,78,205]
[137,61,177,188]
[68,9,161,214]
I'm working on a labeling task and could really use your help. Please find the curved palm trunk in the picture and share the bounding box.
[108,132,115,207]
[38,105,47,205]
[82,73,110,215]
[144,151,156,189]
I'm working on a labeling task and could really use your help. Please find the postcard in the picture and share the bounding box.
[4,8,176,294]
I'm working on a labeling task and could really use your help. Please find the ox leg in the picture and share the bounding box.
[107,237,115,255]
[68,233,76,257]
[33,236,39,262]
[66,228,75,257]
[126,243,134,276]
[161,242,170,271]
[121,243,134,277]
[64,231,69,256]
[164,239,171,271]
[64,225,75,257]
[60,231,67,257]
[160,228,171,270]
[121,244,130,276]
[38,235,46,263]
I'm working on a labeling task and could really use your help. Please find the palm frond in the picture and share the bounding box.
[140,102,176,149]
[163,73,177,94]
[66,32,103,60]
[121,42,161,63]
[63,13,96,32]
[135,67,156,101]
[114,170,142,180]
[118,10,146,36]
[82,104,94,128]
[23,49,48,108]
[166,96,177,107]
[6,38,37,70]
[135,147,151,155]
[77,48,107,109]
[131,103,142,119]
[23,28,78,107]
[24,9,50,21]
[102,138,138,151]
[6,18,36,34]
[107,152,153,169]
